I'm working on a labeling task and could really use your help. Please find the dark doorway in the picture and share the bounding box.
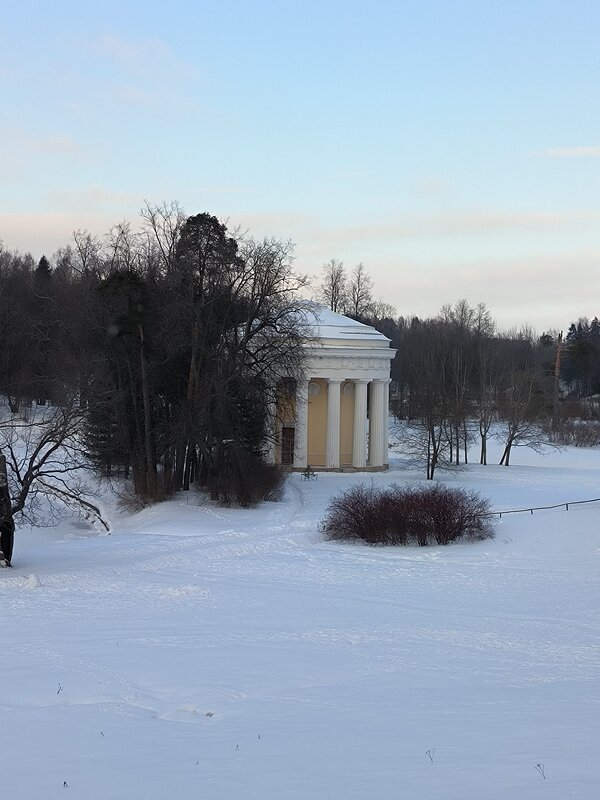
[281,427,295,465]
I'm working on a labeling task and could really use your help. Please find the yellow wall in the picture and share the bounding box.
[340,382,355,466]
[274,378,357,469]
[307,379,327,466]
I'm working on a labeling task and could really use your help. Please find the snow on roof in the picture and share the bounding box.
[301,303,391,346]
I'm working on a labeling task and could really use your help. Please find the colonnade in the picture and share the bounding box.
[292,377,391,470]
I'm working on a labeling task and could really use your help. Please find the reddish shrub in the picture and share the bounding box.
[321,483,494,546]
[319,483,385,544]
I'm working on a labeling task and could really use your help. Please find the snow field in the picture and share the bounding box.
[2,439,600,799]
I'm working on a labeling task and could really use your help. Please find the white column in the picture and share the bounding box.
[325,379,342,469]
[293,379,309,469]
[352,380,368,468]
[368,380,385,467]
[383,379,391,466]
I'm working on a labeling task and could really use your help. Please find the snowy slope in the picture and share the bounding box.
[2,440,600,799]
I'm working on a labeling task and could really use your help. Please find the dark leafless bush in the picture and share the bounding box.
[256,463,289,503]
[319,483,387,544]
[549,419,600,448]
[321,483,494,546]
[416,484,493,544]
[560,396,600,422]
[116,482,156,513]
[206,452,289,507]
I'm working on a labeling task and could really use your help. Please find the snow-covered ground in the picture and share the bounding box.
[2,439,600,799]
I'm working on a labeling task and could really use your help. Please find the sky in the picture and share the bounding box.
[1,0,599,332]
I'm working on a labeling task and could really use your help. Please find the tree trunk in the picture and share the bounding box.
[174,442,186,491]
[552,332,563,430]
[427,425,438,480]
[426,427,433,480]
[480,434,487,465]
[138,322,158,499]
[0,453,15,566]
[183,442,195,491]
[499,439,513,466]
[7,395,21,414]
[455,423,460,466]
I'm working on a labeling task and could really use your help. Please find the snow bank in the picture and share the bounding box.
[2,439,600,798]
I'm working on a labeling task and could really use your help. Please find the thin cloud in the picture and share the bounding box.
[91,36,194,83]
[85,34,198,112]
[92,34,183,76]
[0,128,84,158]
[94,34,152,67]
[419,210,598,236]
[225,212,316,237]
[297,209,600,249]
[531,146,600,158]
[368,248,600,333]
[44,187,142,214]
[0,212,121,258]
[0,129,89,180]
[0,65,15,81]
[412,174,452,197]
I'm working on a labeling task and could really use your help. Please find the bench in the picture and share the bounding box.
[301,466,318,481]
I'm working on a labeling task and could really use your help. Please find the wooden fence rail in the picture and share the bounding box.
[491,497,600,519]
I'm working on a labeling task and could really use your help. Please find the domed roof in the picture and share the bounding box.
[301,303,391,347]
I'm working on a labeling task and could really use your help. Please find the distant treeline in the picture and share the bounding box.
[0,204,307,505]
[2,208,599,498]
[315,266,600,477]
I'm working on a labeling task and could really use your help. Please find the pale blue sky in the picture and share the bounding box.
[1,0,600,330]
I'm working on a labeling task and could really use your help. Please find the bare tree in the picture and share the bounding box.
[474,336,499,465]
[140,200,186,273]
[0,401,109,563]
[165,218,308,503]
[400,320,453,479]
[496,368,548,465]
[469,304,497,464]
[439,300,477,464]
[495,331,551,466]
[0,251,36,411]
[318,259,347,312]
[369,299,397,322]
[0,404,107,525]
[95,269,161,499]
[552,331,563,430]
[82,212,309,506]
[0,452,14,566]
[347,263,373,318]
[1,207,310,518]
[72,229,104,277]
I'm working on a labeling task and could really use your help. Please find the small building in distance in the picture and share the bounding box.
[270,305,396,471]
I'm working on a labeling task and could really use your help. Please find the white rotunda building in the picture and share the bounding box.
[271,306,396,471]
